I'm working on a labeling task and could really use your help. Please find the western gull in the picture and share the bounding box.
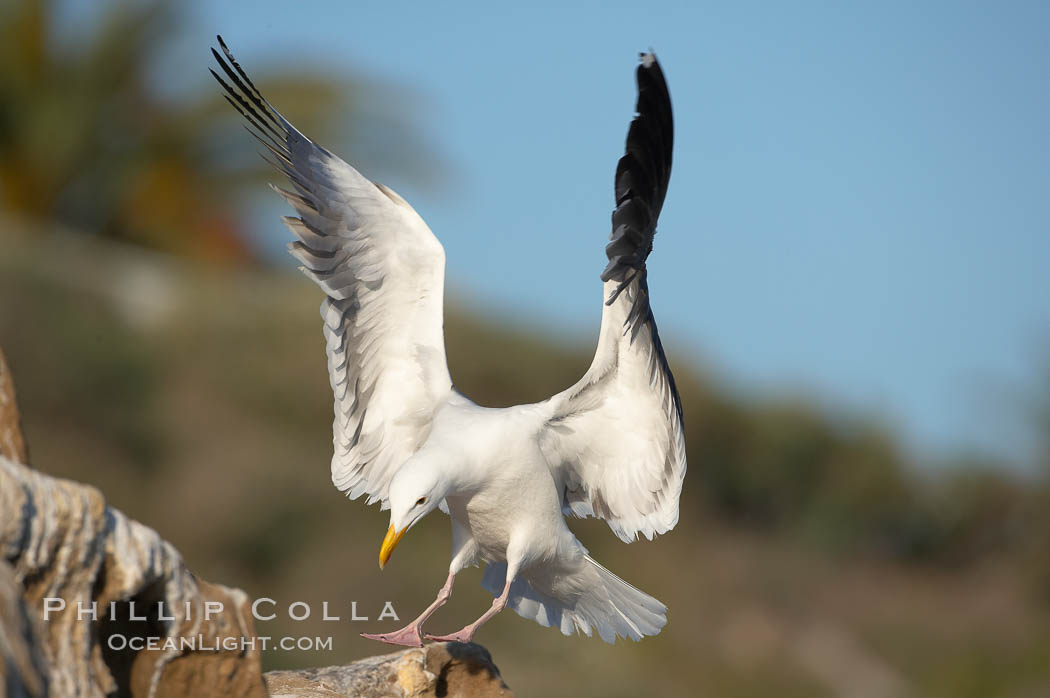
[211,38,685,646]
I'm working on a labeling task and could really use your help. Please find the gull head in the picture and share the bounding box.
[379,458,449,569]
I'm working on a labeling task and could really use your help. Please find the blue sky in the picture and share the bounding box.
[68,1,1050,466]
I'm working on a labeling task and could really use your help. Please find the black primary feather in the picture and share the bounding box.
[601,53,674,311]
[209,36,297,166]
[604,53,682,427]
[210,36,329,210]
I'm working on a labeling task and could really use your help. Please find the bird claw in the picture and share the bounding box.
[360,627,424,647]
[424,630,474,644]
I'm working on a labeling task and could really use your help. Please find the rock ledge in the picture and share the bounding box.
[265,642,512,698]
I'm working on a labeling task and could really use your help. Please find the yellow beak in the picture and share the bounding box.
[379,525,406,569]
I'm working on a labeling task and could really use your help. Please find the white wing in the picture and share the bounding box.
[540,54,686,543]
[212,38,452,508]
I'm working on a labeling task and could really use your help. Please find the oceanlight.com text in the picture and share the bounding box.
[106,634,334,652]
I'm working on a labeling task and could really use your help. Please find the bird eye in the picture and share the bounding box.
[416,496,427,506]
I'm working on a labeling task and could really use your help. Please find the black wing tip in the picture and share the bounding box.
[600,50,673,311]
[209,36,290,144]
[636,51,667,88]
[635,51,671,107]
[624,48,673,192]
[215,35,238,65]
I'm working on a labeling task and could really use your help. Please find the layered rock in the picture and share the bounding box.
[1,558,48,697]
[0,349,27,464]
[0,455,268,698]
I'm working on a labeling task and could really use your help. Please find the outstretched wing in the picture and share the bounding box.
[540,53,685,543]
[211,37,452,509]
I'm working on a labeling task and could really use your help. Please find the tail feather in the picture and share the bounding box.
[481,555,666,643]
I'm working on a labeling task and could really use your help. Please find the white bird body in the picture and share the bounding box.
[212,37,683,646]
[407,399,578,570]
[426,399,667,642]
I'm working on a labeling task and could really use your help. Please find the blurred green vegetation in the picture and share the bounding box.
[1,1,1049,695]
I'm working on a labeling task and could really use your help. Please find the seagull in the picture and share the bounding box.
[211,38,685,647]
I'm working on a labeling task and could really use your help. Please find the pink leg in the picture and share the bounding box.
[361,571,455,647]
[425,577,512,644]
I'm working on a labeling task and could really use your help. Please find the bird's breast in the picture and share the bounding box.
[446,491,514,562]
